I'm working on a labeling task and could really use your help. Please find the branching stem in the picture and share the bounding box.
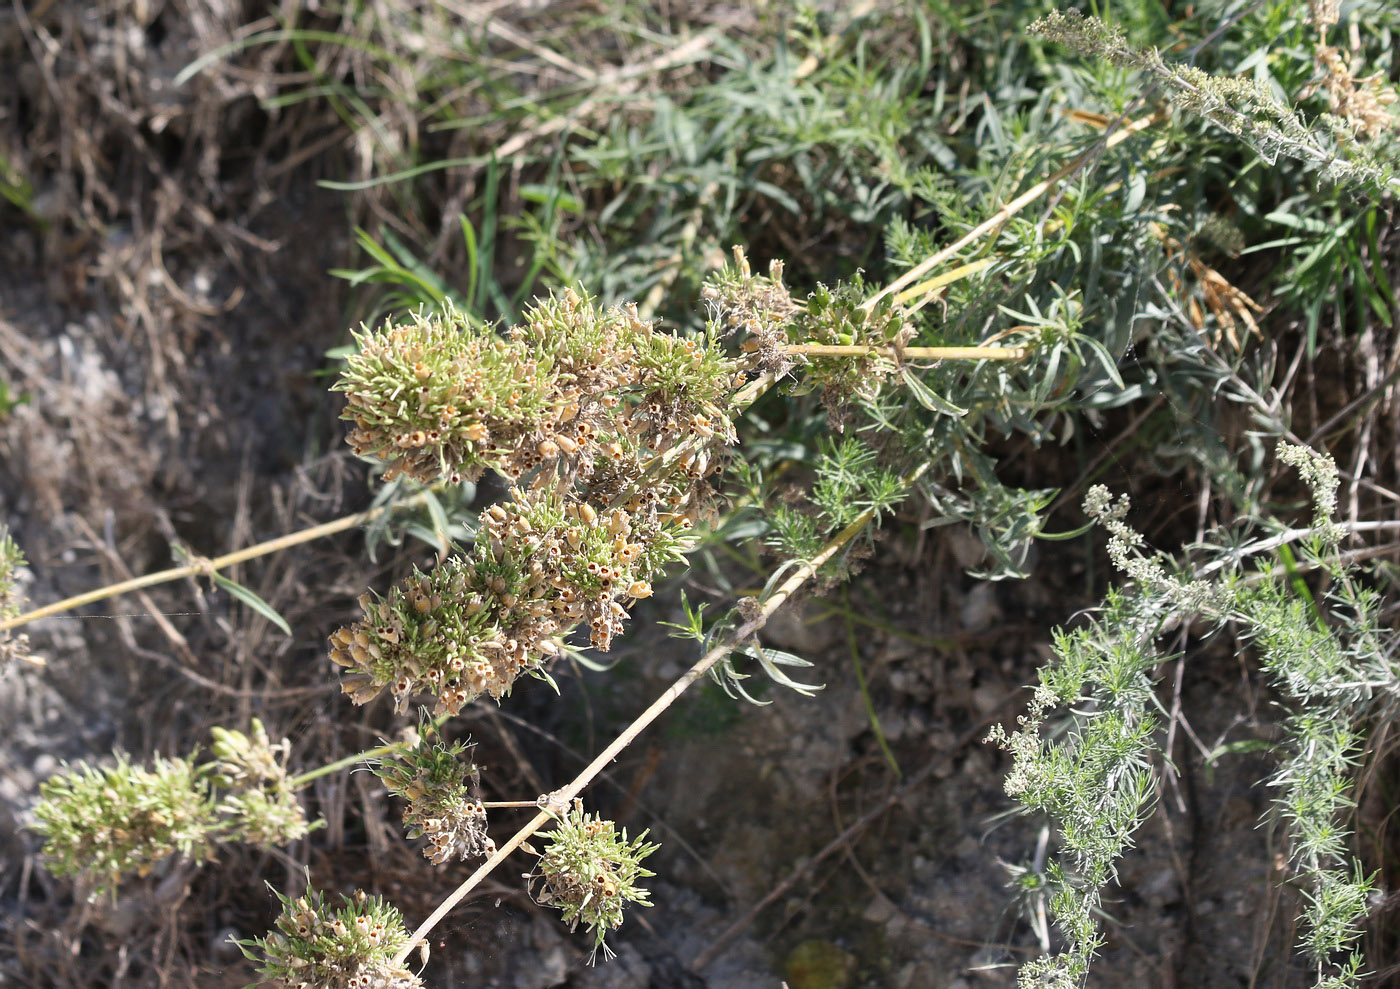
[863,112,1162,311]
[784,343,1032,360]
[391,459,930,966]
[0,492,431,632]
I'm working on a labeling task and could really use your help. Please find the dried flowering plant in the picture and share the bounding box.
[329,288,742,717]
[335,289,739,486]
[234,883,424,989]
[526,799,658,961]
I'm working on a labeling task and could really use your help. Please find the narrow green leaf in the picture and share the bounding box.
[210,573,293,637]
[901,366,968,417]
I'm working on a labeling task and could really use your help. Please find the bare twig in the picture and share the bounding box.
[0,491,431,632]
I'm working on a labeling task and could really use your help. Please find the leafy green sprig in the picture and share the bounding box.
[995,443,1387,987]
[986,589,1163,987]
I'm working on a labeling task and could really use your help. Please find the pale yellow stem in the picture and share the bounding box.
[0,492,429,632]
[863,112,1162,311]
[784,344,1031,360]
[392,459,931,966]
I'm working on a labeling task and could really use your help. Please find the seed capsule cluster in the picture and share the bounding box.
[331,482,693,716]
[332,289,743,717]
[374,737,493,865]
[241,885,422,989]
[528,799,658,954]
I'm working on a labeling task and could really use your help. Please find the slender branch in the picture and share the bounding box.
[784,344,1032,360]
[392,459,931,966]
[287,743,400,790]
[862,112,1163,311]
[0,491,430,632]
[479,800,544,809]
[1195,519,1400,577]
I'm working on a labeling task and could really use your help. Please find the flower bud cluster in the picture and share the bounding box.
[208,719,313,849]
[335,288,739,485]
[236,884,422,989]
[0,526,34,668]
[374,736,492,864]
[332,289,743,717]
[799,280,910,407]
[527,799,658,956]
[33,752,219,898]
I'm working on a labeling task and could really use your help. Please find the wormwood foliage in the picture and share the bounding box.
[986,589,1161,986]
[993,444,1385,988]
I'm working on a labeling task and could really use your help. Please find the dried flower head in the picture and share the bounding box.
[32,753,219,898]
[234,883,423,989]
[0,526,36,668]
[374,734,493,864]
[702,245,799,377]
[527,799,658,959]
[336,289,741,486]
[335,301,558,484]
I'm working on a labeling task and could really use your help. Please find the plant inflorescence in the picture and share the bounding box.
[526,799,658,961]
[31,720,311,900]
[373,731,493,865]
[1031,9,1399,192]
[329,287,742,718]
[234,883,424,989]
[994,444,1387,988]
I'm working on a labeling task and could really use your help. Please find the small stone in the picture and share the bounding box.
[958,584,1001,632]
[784,940,856,989]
